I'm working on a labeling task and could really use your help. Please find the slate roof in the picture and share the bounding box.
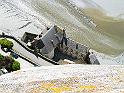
[41,25,63,54]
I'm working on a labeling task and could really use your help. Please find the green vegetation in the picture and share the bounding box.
[0,54,20,72]
[4,56,14,63]
[0,39,20,72]
[0,39,13,49]
[0,54,4,61]
[11,61,20,71]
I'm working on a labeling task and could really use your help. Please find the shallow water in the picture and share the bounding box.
[92,0,124,17]
[20,0,124,56]
[0,0,124,57]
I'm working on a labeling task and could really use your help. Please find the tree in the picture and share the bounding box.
[11,61,20,71]
[0,54,21,72]
[4,56,14,64]
[0,54,4,61]
[0,39,13,49]
[3,56,14,72]
[0,54,4,69]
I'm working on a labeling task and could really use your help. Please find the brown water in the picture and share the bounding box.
[2,0,124,56]
[82,8,124,55]
[21,0,124,56]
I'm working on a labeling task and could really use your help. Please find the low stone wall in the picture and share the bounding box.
[0,34,59,65]
[61,38,90,60]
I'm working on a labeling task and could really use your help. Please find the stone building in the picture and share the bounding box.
[40,25,64,58]
[21,25,92,64]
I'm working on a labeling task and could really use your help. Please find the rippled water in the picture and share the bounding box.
[20,0,124,56]
[1,0,124,56]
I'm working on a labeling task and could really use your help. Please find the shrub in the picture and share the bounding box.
[4,56,14,64]
[0,39,13,49]
[3,56,18,72]
[0,54,4,61]
[0,54,4,69]
[11,61,20,71]
[5,63,11,72]
[0,54,21,72]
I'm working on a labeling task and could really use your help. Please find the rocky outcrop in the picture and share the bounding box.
[0,65,124,93]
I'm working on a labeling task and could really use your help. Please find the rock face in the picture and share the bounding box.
[0,64,124,93]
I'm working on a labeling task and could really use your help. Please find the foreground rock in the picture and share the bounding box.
[0,64,124,93]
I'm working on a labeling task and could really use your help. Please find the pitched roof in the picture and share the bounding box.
[41,25,63,54]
